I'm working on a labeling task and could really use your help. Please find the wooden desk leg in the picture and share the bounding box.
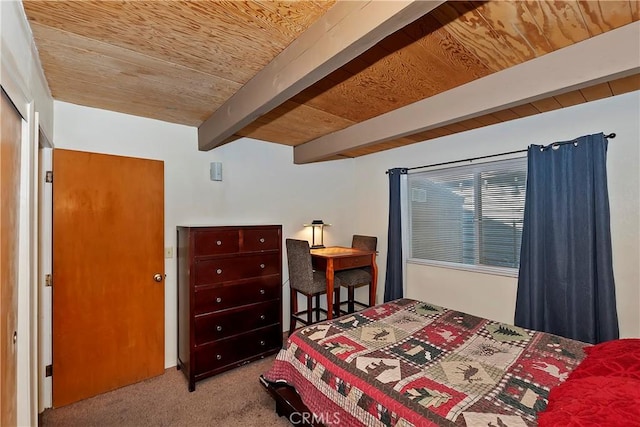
[326,259,335,320]
[369,254,378,307]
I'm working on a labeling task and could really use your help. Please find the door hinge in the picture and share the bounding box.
[45,170,53,183]
[45,274,53,287]
[45,364,53,377]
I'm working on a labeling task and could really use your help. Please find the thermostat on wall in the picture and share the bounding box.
[210,162,222,181]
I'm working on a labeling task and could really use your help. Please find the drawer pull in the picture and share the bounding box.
[260,314,266,321]
[216,354,222,360]
[216,240,222,245]
[216,325,222,332]
[260,340,266,346]
[216,268,222,274]
[260,289,265,295]
[259,237,265,243]
[260,263,265,269]
[216,297,222,303]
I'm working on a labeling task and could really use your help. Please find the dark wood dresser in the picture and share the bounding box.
[177,225,283,391]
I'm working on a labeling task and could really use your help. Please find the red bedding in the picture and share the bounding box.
[263,298,588,426]
[538,338,640,427]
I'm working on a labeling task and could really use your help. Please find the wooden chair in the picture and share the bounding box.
[286,239,341,336]
[335,235,377,314]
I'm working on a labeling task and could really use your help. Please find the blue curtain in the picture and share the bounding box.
[514,133,618,344]
[384,168,407,302]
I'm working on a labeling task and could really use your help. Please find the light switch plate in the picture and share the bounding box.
[165,247,173,258]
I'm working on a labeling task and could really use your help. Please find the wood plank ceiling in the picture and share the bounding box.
[23,1,640,163]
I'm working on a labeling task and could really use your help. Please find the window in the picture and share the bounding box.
[408,157,527,274]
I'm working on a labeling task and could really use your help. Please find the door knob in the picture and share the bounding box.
[153,273,163,282]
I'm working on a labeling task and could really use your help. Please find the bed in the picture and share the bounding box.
[261,298,640,426]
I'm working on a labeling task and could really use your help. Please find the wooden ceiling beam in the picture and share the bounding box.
[294,21,640,164]
[197,0,446,151]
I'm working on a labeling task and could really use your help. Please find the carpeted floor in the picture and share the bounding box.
[39,356,291,427]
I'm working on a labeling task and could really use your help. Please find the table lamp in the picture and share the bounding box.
[304,220,330,249]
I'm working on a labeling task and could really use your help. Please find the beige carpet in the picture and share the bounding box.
[40,356,291,427]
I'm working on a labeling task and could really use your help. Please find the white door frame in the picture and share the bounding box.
[38,144,53,411]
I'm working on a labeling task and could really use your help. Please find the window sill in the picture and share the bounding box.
[407,258,519,278]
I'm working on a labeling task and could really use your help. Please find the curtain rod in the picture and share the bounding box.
[386,133,616,174]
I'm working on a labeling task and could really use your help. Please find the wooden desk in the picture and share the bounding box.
[310,246,378,320]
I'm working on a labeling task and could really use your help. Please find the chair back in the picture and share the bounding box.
[352,235,377,252]
[285,239,314,291]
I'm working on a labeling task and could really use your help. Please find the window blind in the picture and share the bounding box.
[408,157,527,270]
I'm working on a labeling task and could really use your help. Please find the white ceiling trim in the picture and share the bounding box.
[294,21,640,164]
[197,0,446,151]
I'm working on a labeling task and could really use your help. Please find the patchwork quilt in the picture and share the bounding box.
[263,299,587,427]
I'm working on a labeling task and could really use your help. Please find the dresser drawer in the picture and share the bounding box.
[193,230,239,256]
[194,253,280,286]
[241,227,280,252]
[194,325,282,374]
[193,276,281,314]
[194,300,280,345]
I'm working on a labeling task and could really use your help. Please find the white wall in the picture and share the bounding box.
[1,1,54,424]
[54,90,640,376]
[353,91,640,338]
[53,101,357,368]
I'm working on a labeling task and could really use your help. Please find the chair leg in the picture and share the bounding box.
[306,295,313,325]
[289,288,298,336]
[348,286,355,314]
[315,294,320,322]
[334,289,341,317]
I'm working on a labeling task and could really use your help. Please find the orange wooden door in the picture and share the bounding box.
[1,88,22,426]
[52,149,164,407]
